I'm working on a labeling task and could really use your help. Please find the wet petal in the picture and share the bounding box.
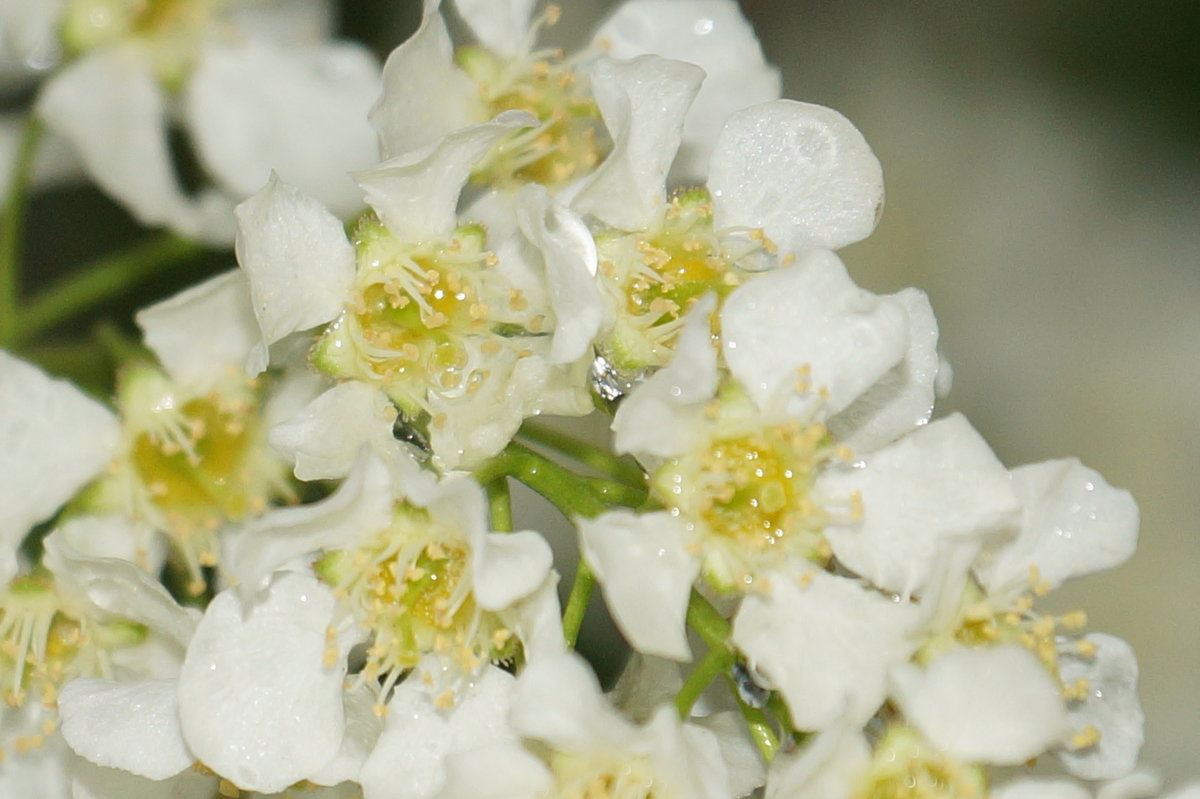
[1058,634,1144,780]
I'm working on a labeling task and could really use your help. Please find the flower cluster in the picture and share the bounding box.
[0,0,1181,798]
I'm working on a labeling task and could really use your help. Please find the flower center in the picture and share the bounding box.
[0,574,147,711]
[853,726,986,799]
[595,189,781,370]
[457,9,609,189]
[652,387,850,590]
[550,751,661,799]
[61,0,221,86]
[314,503,516,704]
[314,216,539,420]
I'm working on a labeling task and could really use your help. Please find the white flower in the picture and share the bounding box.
[235,117,592,468]
[34,0,380,242]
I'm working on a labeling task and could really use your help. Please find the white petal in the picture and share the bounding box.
[136,270,259,392]
[1097,771,1164,799]
[435,743,553,799]
[223,451,395,592]
[58,678,192,780]
[515,184,603,364]
[891,645,1068,764]
[732,570,920,731]
[976,458,1139,595]
[510,652,631,750]
[473,530,553,611]
[764,723,870,799]
[51,514,163,572]
[1058,634,1144,780]
[695,711,765,798]
[0,0,62,66]
[234,174,356,374]
[308,684,384,786]
[829,288,941,454]
[187,41,380,218]
[268,381,405,482]
[451,0,536,55]
[578,509,697,661]
[359,665,517,799]
[720,251,908,415]
[0,352,118,582]
[355,111,534,242]
[178,572,347,793]
[822,413,1021,597]
[70,757,217,799]
[709,100,883,253]
[594,0,780,179]
[992,779,1093,799]
[43,531,197,650]
[572,55,703,231]
[370,5,480,159]
[36,50,234,243]
[611,293,717,458]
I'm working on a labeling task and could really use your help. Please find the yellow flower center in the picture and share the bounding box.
[854,726,986,799]
[550,751,662,799]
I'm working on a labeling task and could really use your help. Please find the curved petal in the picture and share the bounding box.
[0,352,118,582]
[187,41,380,218]
[578,509,697,661]
[828,287,941,454]
[572,55,704,231]
[355,111,535,242]
[1058,634,1144,781]
[473,530,553,611]
[178,572,348,794]
[515,184,603,364]
[58,678,192,781]
[370,3,480,159]
[976,458,1139,595]
[136,270,260,392]
[891,645,1068,765]
[435,742,553,799]
[451,0,537,55]
[234,174,356,374]
[593,0,780,179]
[510,652,632,750]
[763,723,870,799]
[821,413,1021,597]
[36,49,233,243]
[709,99,884,253]
[732,570,919,731]
[720,251,908,415]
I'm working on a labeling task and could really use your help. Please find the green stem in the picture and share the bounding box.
[480,440,608,519]
[584,476,647,508]
[686,589,731,650]
[485,476,512,532]
[15,233,204,346]
[561,557,594,649]
[518,420,647,489]
[675,642,735,718]
[725,681,780,762]
[0,116,44,347]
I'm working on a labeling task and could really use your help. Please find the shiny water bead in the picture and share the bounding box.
[0,573,146,711]
[457,10,608,189]
[595,188,779,371]
[313,215,527,421]
[61,0,222,85]
[651,385,852,590]
[314,503,516,701]
[80,363,289,594]
[854,726,986,799]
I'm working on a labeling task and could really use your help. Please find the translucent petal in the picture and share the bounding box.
[355,111,534,242]
[187,41,380,219]
[451,0,536,55]
[594,0,780,179]
[720,251,908,415]
[572,55,703,231]
[891,645,1068,764]
[578,509,697,661]
[58,678,192,780]
[822,413,1021,597]
[976,458,1139,595]
[709,100,883,253]
[234,174,356,374]
[370,4,480,159]
[1058,634,1144,780]
[0,352,118,582]
[136,270,259,392]
[178,572,347,794]
[732,570,920,731]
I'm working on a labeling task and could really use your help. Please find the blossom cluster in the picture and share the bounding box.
[0,0,1181,797]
